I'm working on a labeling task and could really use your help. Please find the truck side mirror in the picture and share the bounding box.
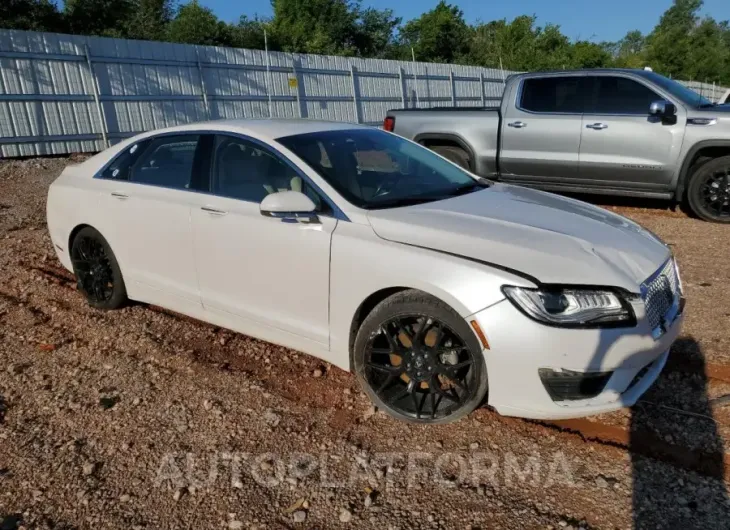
[649,100,676,118]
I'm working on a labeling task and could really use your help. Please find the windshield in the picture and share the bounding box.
[637,71,714,107]
[276,128,485,209]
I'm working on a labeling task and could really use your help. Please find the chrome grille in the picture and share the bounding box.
[642,259,680,332]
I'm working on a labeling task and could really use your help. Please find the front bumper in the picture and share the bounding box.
[471,298,683,420]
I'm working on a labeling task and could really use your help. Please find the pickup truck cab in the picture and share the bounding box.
[385,68,730,222]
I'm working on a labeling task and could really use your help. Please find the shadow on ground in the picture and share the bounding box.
[631,337,729,528]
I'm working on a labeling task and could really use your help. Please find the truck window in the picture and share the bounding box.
[585,76,660,115]
[519,77,582,113]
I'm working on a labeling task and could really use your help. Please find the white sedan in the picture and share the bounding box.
[47,119,684,423]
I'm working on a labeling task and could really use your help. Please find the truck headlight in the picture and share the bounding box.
[502,286,635,326]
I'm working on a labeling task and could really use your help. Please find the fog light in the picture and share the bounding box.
[538,368,612,401]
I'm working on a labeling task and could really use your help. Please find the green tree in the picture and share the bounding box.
[64,0,134,37]
[125,0,175,41]
[0,0,64,32]
[610,30,647,68]
[397,1,470,63]
[166,0,231,46]
[351,7,400,58]
[229,15,269,50]
[645,0,702,78]
[569,41,613,69]
[467,16,572,71]
[270,0,358,55]
[688,17,730,83]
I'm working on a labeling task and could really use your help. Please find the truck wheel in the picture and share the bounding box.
[431,145,471,171]
[687,155,730,223]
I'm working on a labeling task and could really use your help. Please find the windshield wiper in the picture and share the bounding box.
[697,102,717,108]
[367,196,444,209]
[443,179,491,197]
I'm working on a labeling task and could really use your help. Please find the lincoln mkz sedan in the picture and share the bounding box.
[46,120,685,423]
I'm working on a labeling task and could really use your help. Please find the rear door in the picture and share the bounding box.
[500,75,583,180]
[579,75,685,188]
[93,134,204,310]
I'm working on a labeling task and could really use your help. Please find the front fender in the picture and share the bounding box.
[328,222,535,369]
[675,139,730,199]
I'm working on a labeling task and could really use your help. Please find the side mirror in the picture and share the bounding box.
[649,100,676,117]
[260,191,318,223]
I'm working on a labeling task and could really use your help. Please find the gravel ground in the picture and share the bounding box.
[0,157,729,529]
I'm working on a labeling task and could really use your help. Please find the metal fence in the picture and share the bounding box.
[0,29,513,157]
[1,29,728,158]
[678,80,729,103]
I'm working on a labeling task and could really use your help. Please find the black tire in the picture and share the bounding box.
[431,145,471,171]
[70,227,128,310]
[686,155,730,223]
[353,290,488,424]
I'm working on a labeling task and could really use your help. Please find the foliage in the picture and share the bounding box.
[125,0,175,42]
[1,0,730,84]
[166,0,231,46]
[0,0,64,32]
[395,1,470,63]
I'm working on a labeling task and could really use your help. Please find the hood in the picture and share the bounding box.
[366,184,671,292]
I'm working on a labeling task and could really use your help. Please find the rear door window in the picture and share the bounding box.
[519,77,583,113]
[129,135,201,190]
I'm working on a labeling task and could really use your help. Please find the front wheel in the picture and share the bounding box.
[70,227,128,310]
[353,290,488,424]
[686,155,730,223]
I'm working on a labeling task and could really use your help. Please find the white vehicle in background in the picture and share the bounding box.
[46,120,684,423]
[720,89,730,105]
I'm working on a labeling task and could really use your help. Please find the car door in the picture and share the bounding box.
[579,75,685,188]
[92,134,204,311]
[499,75,583,180]
[190,134,336,346]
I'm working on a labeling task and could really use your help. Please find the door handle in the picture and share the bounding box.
[111,192,129,200]
[586,123,608,130]
[201,206,227,216]
[507,121,527,128]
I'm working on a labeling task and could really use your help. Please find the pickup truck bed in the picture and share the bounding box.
[384,107,501,177]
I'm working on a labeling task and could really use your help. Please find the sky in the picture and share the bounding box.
[201,0,730,43]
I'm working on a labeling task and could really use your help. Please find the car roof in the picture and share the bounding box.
[138,118,368,142]
[510,68,653,80]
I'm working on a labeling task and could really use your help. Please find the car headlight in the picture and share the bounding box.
[502,286,634,326]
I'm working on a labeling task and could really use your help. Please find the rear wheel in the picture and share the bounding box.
[686,155,730,223]
[353,290,488,424]
[430,145,471,171]
[70,227,127,310]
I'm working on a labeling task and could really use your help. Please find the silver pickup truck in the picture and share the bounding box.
[384,68,730,222]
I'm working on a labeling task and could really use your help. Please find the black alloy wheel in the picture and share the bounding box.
[699,169,730,218]
[687,155,730,223]
[354,290,488,424]
[70,227,127,309]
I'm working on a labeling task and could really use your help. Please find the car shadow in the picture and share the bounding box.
[629,337,729,528]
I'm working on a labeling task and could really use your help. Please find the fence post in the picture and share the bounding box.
[84,45,109,148]
[350,64,360,124]
[264,30,273,118]
[480,72,486,107]
[398,67,407,107]
[291,58,303,119]
[196,50,211,120]
[450,70,456,106]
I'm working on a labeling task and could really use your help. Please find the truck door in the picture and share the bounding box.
[578,75,684,189]
[500,75,583,180]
